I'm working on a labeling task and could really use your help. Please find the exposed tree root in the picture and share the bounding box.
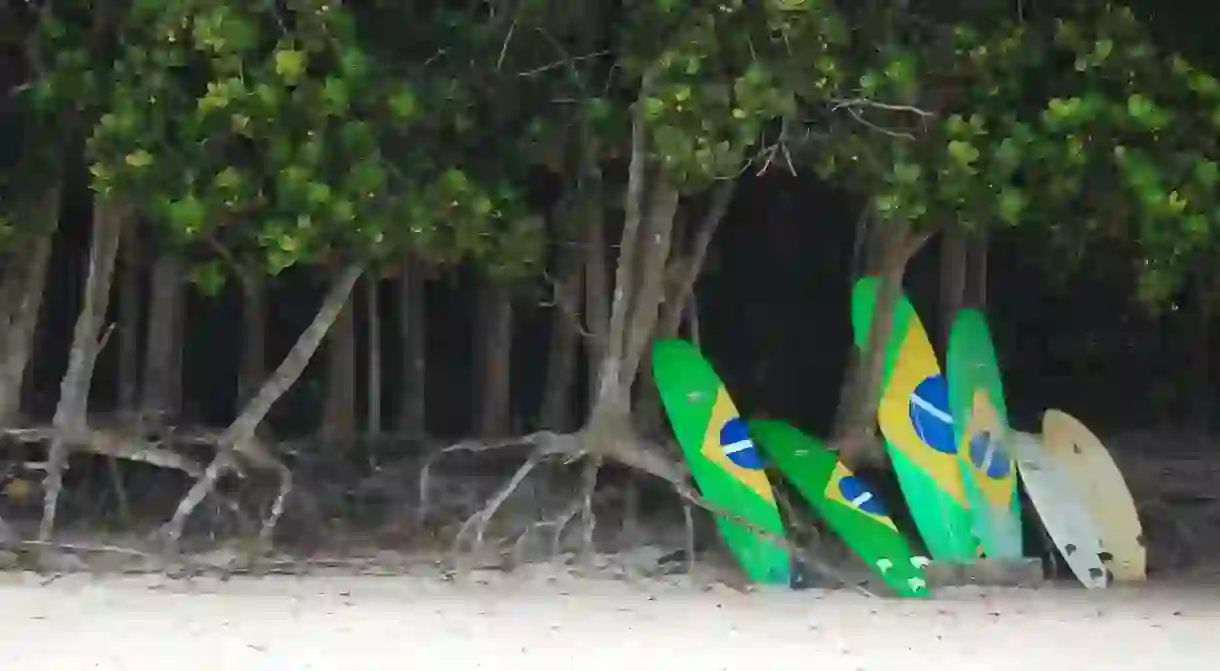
[434,429,874,594]
[157,265,362,555]
[508,497,583,566]
[417,430,579,526]
[1,425,204,477]
[449,445,551,557]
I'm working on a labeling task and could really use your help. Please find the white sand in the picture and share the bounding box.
[0,571,1215,670]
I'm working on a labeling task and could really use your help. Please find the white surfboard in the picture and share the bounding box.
[1012,431,1109,589]
[1041,410,1145,581]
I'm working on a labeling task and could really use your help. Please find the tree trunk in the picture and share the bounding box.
[140,253,184,423]
[397,253,426,439]
[118,227,141,413]
[473,278,513,437]
[0,189,59,426]
[540,235,584,431]
[585,102,681,477]
[238,273,266,405]
[966,230,988,309]
[939,226,967,357]
[161,265,364,544]
[583,183,608,409]
[635,181,735,437]
[1186,259,1220,429]
[40,200,126,541]
[321,262,357,442]
[832,220,928,467]
[366,277,382,435]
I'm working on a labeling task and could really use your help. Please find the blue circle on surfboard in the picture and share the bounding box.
[968,431,1012,479]
[909,375,955,454]
[719,418,764,470]
[838,475,888,517]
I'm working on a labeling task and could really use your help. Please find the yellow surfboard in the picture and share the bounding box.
[1041,410,1146,581]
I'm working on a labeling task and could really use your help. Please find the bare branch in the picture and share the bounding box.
[830,97,935,117]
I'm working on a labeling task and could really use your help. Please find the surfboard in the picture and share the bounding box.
[851,278,976,562]
[1012,431,1109,589]
[946,309,1023,560]
[1041,410,1145,581]
[749,419,931,598]
[651,339,791,585]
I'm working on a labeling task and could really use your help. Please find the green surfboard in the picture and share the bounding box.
[947,309,1023,559]
[750,419,930,598]
[851,278,977,562]
[651,339,791,585]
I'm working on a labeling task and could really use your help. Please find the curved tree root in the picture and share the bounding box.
[435,429,873,595]
[508,497,583,566]
[417,430,578,527]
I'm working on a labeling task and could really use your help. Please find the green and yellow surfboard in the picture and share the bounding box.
[651,339,791,585]
[751,419,930,598]
[947,309,1023,560]
[851,278,977,562]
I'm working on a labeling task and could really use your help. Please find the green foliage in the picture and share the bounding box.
[10,0,1220,306]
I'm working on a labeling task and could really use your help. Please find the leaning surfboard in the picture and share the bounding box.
[651,339,791,585]
[1042,410,1145,581]
[1012,431,1109,589]
[947,309,1023,559]
[750,419,930,598]
[851,278,976,562]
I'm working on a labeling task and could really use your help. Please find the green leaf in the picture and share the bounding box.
[998,188,1026,226]
[273,48,307,82]
[388,85,418,121]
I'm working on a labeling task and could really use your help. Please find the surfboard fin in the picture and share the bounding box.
[876,558,893,573]
[910,556,930,568]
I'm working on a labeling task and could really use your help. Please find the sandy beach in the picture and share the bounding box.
[0,569,1214,670]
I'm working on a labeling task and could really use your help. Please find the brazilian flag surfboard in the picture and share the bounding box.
[851,278,977,562]
[750,419,931,598]
[947,308,1023,560]
[651,339,791,585]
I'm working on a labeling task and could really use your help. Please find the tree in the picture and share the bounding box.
[24,0,544,550]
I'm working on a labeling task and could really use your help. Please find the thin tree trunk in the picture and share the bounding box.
[540,235,584,431]
[40,201,125,541]
[140,253,184,423]
[161,265,364,544]
[583,184,608,409]
[322,263,357,443]
[239,273,266,405]
[832,221,929,467]
[0,189,59,426]
[940,227,967,356]
[113,224,142,519]
[473,279,513,437]
[366,277,382,435]
[1187,259,1219,429]
[118,229,141,413]
[592,104,650,416]
[397,253,426,439]
[684,293,701,348]
[657,180,734,337]
[588,94,680,448]
[966,231,988,309]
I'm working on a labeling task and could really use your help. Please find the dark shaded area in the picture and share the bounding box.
[17,168,1205,445]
